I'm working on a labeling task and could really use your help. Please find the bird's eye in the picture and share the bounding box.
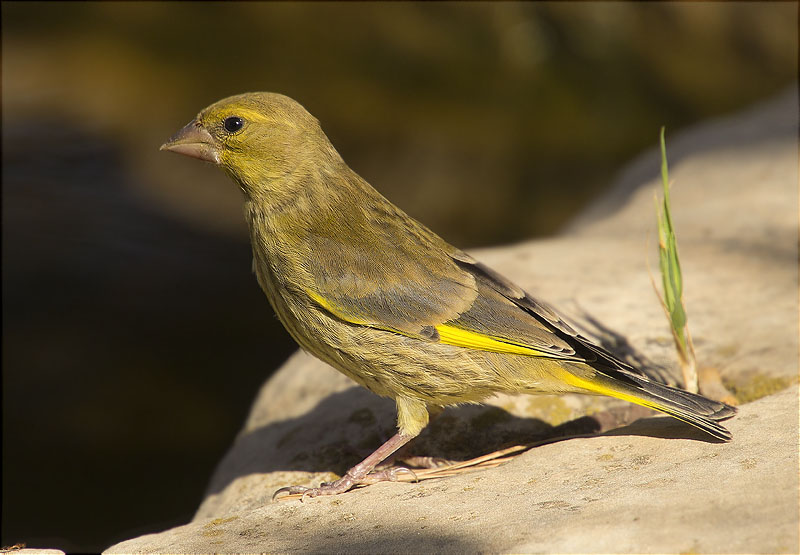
[223,116,244,133]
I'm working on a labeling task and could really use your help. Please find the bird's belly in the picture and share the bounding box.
[286,311,579,406]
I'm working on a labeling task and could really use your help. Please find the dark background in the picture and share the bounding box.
[2,2,795,552]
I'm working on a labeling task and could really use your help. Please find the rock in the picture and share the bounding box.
[8,550,65,555]
[106,387,798,554]
[105,87,799,554]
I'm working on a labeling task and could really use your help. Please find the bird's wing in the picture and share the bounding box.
[304,213,619,362]
[304,222,479,341]
[445,252,643,371]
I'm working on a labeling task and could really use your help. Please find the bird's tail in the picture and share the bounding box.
[557,363,737,441]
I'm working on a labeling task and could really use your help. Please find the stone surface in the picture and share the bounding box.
[106,88,798,554]
[8,550,66,555]
[107,387,797,554]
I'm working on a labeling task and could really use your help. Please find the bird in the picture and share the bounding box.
[160,92,735,499]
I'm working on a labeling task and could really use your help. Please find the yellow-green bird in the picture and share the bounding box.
[161,92,735,498]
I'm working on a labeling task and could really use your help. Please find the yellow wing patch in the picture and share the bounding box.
[435,324,547,356]
[309,289,550,357]
[307,290,369,326]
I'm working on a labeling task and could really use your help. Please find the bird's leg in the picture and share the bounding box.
[377,407,454,469]
[273,432,416,500]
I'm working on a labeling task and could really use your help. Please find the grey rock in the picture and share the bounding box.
[106,87,799,554]
[106,386,798,554]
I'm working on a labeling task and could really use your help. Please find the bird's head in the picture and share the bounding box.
[161,92,340,194]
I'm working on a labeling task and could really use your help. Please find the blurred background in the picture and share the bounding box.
[2,2,795,552]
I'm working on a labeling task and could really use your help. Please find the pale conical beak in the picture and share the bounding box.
[160,119,221,164]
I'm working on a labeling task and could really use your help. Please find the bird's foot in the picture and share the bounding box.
[394,455,455,469]
[273,466,417,501]
[377,437,454,470]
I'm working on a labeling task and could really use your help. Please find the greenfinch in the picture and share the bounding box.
[161,92,735,499]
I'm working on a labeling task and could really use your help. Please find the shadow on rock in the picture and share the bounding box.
[602,415,731,443]
[300,525,486,555]
[204,382,723,497]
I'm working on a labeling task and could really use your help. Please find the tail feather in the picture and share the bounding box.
[558,363,737,442]
[622,373,735,441]
[626,373,736,422]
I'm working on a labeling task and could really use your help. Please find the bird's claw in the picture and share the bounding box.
[272,485,311,501]
[273,466,418,501]
[397,455,454,469]
[272,474,357,502]
[378,465,418,483]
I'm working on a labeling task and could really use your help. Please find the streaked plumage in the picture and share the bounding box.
[161,92,735,498]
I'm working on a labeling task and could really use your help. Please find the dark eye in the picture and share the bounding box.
[223,116,244,133]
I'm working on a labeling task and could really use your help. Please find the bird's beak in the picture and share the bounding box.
[160,120,221,164]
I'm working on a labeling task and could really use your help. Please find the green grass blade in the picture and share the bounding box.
[656,126,695,390]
